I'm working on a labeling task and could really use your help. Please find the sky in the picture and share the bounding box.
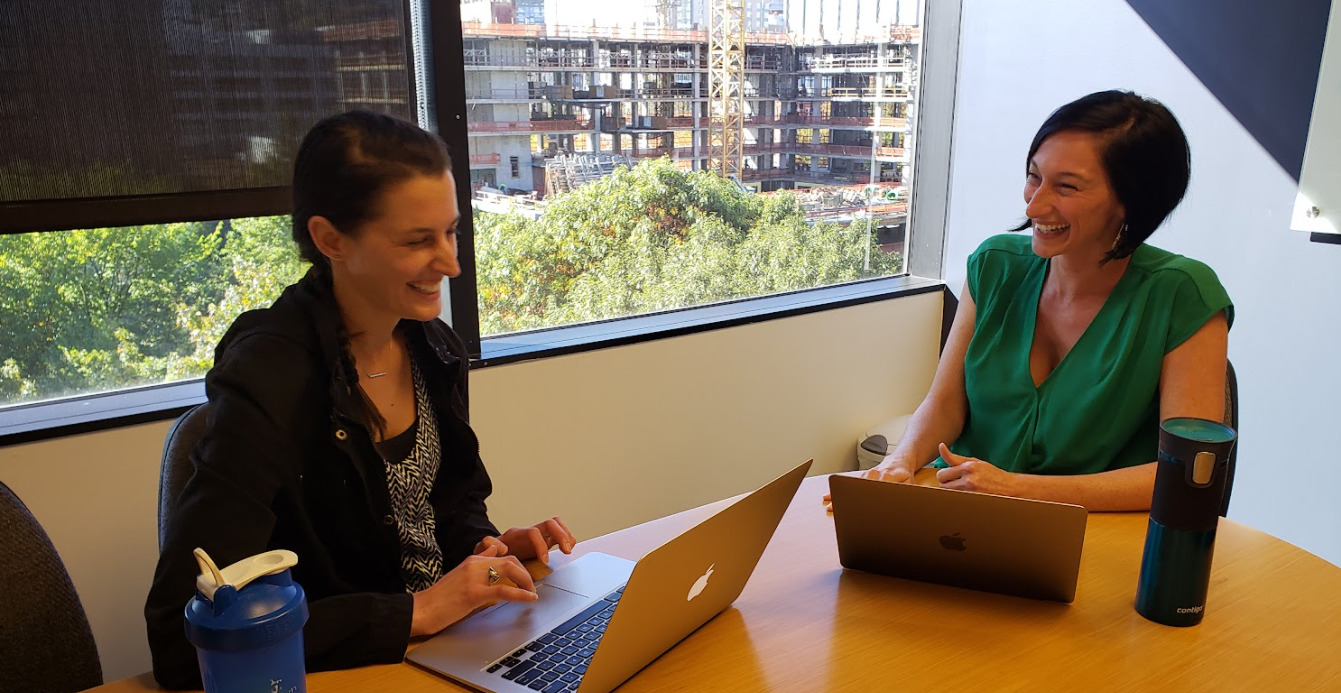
[536,0,923,34]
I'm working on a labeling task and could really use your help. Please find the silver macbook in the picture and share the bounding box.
[828,474,1088,602]
[408,459,812,693]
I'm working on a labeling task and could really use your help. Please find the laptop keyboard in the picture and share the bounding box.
[483,584,625,692]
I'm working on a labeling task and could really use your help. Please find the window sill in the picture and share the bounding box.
[477,275,943,366]
[0,380,206,447]
[0,275,943,447]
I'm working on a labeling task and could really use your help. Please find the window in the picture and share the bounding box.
[0,0,419,417]
[1,0,415,230]
[0,218,302,407]
[0,0,961,440]
[462,0,928,338]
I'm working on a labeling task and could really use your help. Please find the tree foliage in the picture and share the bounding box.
[476,158,901,335]
[1,159,899,407]
[0,216,301,404]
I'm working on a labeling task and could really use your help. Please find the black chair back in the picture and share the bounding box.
[1220,361,1239,516]
[0,480,103,693]
[159,402,211,550]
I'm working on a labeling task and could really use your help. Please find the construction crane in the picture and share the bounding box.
[707,0,745,179]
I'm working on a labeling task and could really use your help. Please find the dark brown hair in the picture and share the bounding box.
[291,110,452,440]
[1010,90,1191,262]
[292,110,452,266]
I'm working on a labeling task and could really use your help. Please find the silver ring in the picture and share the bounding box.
[487,566,502,585]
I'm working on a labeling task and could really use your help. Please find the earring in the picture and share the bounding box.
[1110,223,1127,252]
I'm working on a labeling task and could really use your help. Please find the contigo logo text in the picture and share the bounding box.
[1175,605,1205,614]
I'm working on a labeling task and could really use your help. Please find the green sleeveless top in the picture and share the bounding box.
[946,234,1233,475]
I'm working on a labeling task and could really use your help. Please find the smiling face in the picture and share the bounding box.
[1023,130,1127,261]
[322,171,461,324]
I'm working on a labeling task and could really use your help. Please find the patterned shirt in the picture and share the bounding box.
[382,358,445,593]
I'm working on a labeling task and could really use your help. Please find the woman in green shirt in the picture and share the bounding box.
[865,91,1231,511]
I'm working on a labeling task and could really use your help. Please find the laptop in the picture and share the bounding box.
[828,474,1088,602]
[408,459,812,693]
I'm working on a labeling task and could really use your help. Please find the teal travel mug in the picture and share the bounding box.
[1135,417,1236,626]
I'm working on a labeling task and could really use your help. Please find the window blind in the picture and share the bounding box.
[0,0,417,233]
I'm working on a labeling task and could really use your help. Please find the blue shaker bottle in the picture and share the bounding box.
[184,549,309,693]
[1135,417,1236,626]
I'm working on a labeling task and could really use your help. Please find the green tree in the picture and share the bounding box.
[0,215,302,405]
[476,158,901,335]
[170,216,304,377]
[0,158,898,406]
[0,222,226,400]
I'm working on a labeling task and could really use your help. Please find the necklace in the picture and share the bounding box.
[358,338,400,380]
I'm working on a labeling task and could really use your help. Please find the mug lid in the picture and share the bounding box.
[1161,417,1235,444]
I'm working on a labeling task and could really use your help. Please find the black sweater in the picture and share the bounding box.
[145,269,498,689]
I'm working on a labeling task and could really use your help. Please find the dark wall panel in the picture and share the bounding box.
[1125,0,1332,181]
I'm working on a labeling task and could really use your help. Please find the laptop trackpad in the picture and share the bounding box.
[465,583,591,635]
[542,552,634,598]
[408,553,635,667]
[409,584,591,666]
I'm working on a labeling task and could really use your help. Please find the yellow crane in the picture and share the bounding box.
[707,0,745,179]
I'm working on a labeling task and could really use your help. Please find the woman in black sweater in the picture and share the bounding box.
[145,111,575,689]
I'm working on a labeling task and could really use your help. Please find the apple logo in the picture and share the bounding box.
[939,533,967,551]
[687,563,714,601]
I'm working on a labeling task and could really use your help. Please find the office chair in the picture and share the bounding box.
[159,402,211,550]
[1220,361,1239,517]
[0,480,103,693]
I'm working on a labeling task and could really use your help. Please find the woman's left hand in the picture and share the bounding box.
[475,516,576,565]
[935,443,1021,497]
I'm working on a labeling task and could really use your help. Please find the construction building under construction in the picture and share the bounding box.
[456,0,922,243]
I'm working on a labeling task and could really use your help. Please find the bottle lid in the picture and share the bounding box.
[184,549,309,652]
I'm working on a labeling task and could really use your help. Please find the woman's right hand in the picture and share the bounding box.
[862,456,915,484]
[409,550,538,637]
[823,456,915,513]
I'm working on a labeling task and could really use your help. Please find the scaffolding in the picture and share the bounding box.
[707,0,745,179]
[543,153,639,195]
[458,13,921,196]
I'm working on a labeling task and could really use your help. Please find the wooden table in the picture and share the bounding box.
[94,472,1341,692]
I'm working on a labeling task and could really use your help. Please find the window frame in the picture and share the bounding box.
[0,188,294,236]
[0,0,962,446]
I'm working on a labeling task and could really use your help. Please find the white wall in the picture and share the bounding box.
[946,0,1341,566]
[471,294,941,537]
[0,424,163,687]
[0,291,941,682]
[1293,0,1341,235]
